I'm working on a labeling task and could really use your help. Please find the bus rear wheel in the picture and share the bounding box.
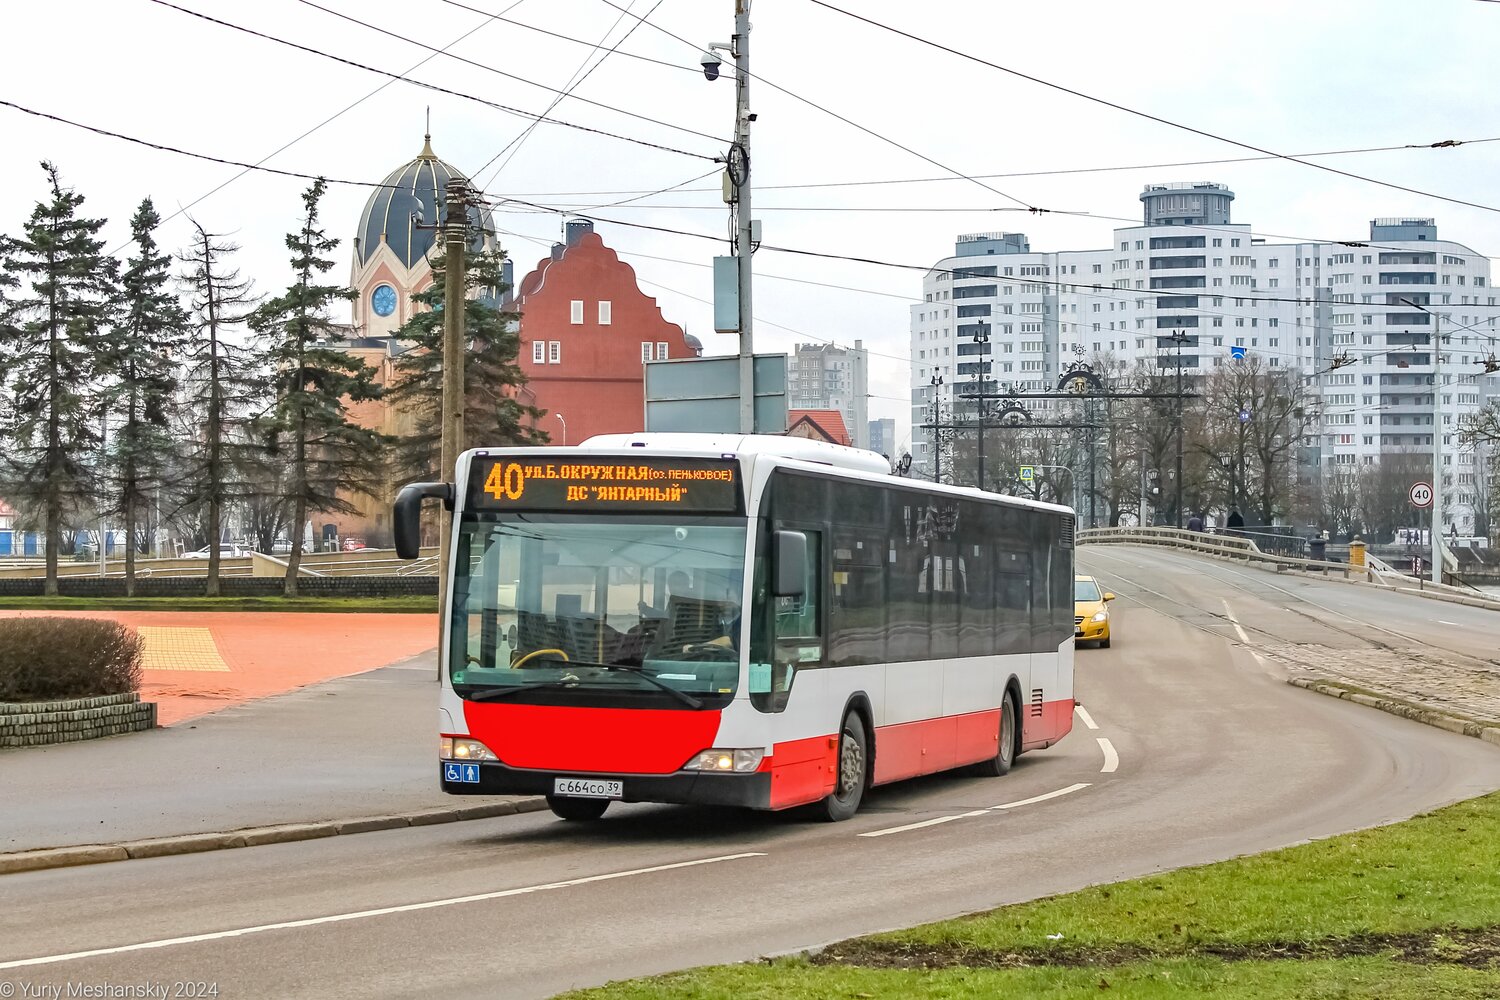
[972,689,1018,778]
[547,795,610,821]
[814,712,868,822]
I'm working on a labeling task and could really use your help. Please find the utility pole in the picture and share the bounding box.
[1429,310,1444,585]
[437,175,469,618]
[1402,298,1444,585]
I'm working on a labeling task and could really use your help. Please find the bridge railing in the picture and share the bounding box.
[1076,526,1370,581]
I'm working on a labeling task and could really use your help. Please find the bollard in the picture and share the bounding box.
[1349,537,1366,569]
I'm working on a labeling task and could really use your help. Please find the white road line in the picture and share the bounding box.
[1437,620,1462,627]
[991,782,1093,810]
[860,783,1093,838]
[1075,705,1100,730]
[1221,599,1251,643]
[0,852,766,971]
[857,810,989,838]
[1097,737,1119,773]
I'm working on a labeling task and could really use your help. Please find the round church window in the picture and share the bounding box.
[372,284,397,317]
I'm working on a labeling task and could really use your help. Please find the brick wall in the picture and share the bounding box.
[0,577,438,598]
[0,692,156,748]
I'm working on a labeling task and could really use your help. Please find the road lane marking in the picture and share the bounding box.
[860,783,1093,838]
[1097,738,1119,773]
[858,810,990,838]
[1075,705,1100,730]
[1221,599,1251,643]
[992,782,1093,810]
[0,852,767,971]
[1437,620,1462,627]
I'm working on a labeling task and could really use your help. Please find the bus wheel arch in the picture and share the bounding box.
[841,692,876,792]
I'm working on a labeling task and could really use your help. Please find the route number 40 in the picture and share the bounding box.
[1409,481,1433,509]
[485,463,525,501]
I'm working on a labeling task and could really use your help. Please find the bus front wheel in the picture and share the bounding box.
[815,712,869,822]
[972,689,1018,778]
[547,795,610,821]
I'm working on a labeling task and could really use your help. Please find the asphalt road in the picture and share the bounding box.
[3,547,1498,1000]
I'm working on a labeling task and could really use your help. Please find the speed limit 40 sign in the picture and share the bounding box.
[1409,481,1434,509]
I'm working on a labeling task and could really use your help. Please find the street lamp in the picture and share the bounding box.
[971,321,991,491]
[554,412,567,447]
[1168,328,1190,528]
[929,373,944,483]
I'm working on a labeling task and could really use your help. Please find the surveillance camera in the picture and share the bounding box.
[700,51,722,81]
[674,526,689,541]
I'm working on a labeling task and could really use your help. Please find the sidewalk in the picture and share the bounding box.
[0,610,440,724]
[0,655,474,853]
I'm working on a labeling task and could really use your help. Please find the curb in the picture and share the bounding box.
[0,796,550,877]
[1288,677,1500,748]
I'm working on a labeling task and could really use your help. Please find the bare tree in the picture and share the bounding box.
[178,220,263,596]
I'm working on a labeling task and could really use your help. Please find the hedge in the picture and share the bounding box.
[0,618,143,701]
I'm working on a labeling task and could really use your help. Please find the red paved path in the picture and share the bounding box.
[0,611,437,725]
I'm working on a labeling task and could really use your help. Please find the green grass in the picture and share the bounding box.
[560,792,1500,999]
[569,956,1500,999]
[0,595,437,613]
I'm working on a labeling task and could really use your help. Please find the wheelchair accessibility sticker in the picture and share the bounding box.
[445,762,481,783]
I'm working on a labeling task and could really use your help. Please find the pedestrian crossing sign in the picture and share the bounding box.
[1019,466,1035,481]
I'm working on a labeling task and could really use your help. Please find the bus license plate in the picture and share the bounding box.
[553,778,623,799]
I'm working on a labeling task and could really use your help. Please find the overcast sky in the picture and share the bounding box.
[5,0,1499,453]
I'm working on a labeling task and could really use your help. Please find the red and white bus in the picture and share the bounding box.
[394,433,1076,822]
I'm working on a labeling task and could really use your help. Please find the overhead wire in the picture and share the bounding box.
[804,0,1500,217]
[432,0,701,76]
[472,0,665,191]
[285,0,723,144]
[102,0,529,253]
[146,0,719,161]
[12,91,1500,357]
[590,0,1040,213]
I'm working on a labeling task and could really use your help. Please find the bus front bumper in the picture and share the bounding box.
[440,762,772,810]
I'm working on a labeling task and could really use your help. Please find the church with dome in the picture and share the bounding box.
[325,133,700,547]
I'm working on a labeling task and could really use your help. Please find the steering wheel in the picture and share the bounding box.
[511,647,568,669]
[682,642,734,658]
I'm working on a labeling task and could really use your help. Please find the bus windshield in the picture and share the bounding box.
[449,516,747,707]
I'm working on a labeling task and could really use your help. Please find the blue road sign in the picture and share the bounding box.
[1230,345,1247,359]
[1239,408,1252,423]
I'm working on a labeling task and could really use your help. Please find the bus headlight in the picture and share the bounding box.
[1090,611,1108,623]
[443,737,497,761]
[683,748,764,773]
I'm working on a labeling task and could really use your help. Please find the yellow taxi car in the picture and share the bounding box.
[1074,575,1115,648]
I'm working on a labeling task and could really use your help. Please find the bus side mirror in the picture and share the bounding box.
[772,530,807,598]
[394,482,454,559]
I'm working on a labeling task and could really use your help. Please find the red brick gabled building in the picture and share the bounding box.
[513,221,699,445]
[786,409,852,447]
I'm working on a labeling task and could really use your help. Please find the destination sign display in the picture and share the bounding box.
[466,455,741,513]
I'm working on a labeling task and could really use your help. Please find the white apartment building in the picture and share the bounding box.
[910,182,1500,532]
[787,340,870,449]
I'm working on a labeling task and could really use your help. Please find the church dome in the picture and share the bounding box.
[355,135,494,270]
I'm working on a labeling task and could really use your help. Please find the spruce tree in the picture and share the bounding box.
[386,245,546,484]
[178,219,264,596]
[102,199,189,595]
[0,163,116,595]
[251,179,385,596]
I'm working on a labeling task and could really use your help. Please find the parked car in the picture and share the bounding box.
[183,544,249,560]
[342,537,367,552]
[1074,575,1115,648]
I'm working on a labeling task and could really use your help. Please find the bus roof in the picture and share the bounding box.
[479,433,1074,519]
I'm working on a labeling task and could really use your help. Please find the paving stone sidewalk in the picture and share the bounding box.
[1262,641,1500,726]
